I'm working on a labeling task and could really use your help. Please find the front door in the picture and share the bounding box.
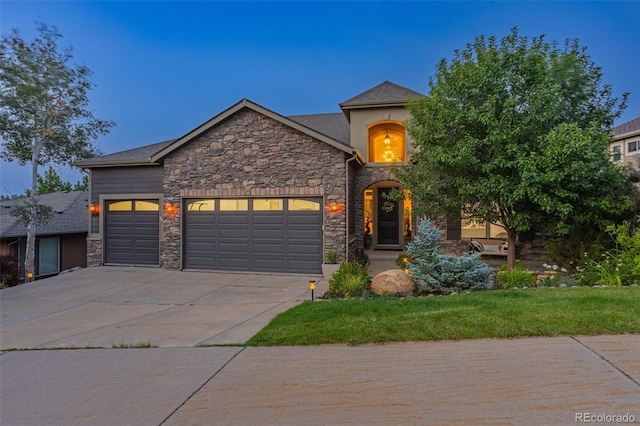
[377,188,399,245]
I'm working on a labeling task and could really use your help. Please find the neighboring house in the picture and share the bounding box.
[73,81,520,274]
[0,191,88,278]
[611,115,640,175]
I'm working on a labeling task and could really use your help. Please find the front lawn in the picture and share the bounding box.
[246,287,640,346]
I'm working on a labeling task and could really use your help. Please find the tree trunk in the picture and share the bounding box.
[24,147,40,282]
[506,228,518,270]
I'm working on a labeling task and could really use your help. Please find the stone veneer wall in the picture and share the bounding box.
[160,108,348,269]
[86,237,102,267]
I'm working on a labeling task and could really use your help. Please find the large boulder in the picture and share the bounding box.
[371,269,415,296]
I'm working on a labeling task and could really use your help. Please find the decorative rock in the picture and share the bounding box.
[371,269,415,296]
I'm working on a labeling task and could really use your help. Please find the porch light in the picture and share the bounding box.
[89,204,99,216]
[309,280,316,301]
[164,203,178,215]
[330,202,339,212]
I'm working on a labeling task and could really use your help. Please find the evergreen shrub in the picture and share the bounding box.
[406,219,492,295]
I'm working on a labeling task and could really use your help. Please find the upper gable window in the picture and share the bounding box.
[368,122,405,163]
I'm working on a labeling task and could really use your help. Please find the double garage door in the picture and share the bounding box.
[183,197,323,274]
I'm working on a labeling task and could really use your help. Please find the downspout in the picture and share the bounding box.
[345,149,365,261]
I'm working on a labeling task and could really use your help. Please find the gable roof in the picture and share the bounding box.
[339,81,424,118]
[613,116,640,140]
[151,99,355,162]
[0,191,88,239]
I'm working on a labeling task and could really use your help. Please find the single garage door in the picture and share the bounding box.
[105,199,160,265]
[183,198,322,273]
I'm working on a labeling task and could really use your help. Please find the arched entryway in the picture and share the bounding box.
[363,181,412,250]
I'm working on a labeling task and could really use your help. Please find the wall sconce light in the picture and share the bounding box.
[309,280,316,301]
[164,203,178,215]
[89,204,99,216]
[329,201,341,213]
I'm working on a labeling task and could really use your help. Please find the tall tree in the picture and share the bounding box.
[24,166,88,196]
[0,23,114,280]
[397,28,635,269]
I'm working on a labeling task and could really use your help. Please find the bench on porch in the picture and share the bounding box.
[469,239,508,257]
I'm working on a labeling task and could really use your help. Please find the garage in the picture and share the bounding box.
[183,198,322,273]
[104,199,160,265]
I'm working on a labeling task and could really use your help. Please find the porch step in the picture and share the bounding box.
[365,250,405,261]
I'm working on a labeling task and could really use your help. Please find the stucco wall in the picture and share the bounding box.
[161,108,349,269]
[348,106,414,158]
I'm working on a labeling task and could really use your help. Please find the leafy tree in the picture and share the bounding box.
[24,166,88,196]
[397,28,635,269]
[0,23,114,280]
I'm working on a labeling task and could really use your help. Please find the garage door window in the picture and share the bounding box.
[289,199,321,211]
[135,200,159,211]
[187,199,215,211]
[109,201,133,211]
[220,199,248,211]
[254,199,283,211]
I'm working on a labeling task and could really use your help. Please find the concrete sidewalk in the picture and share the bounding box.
[1,335,638,425]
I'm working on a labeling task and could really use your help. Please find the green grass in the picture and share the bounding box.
[246,287,640,346]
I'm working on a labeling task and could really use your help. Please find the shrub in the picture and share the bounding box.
[406,219,492,295]
[0,255,21,288]
[326,261,372,298]
[324,248,338,264]
[496,262,536,289]
[578,221,640,286]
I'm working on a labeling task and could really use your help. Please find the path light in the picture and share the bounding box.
[26,271,33,282]
[309,280,316,301]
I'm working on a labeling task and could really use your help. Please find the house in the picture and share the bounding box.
[0,190,88,278]
[73,81,512,274]
[611,115,640,175]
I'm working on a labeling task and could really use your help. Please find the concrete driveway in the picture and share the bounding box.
[0,266,324,349]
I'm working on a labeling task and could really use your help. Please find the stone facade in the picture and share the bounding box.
[86,237,102,267]
[160,108,349,268]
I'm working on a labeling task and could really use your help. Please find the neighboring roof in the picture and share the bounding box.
[287,113,350,146]
[74,139,175,168]
[0,191,88,239]
[612,116,640,139]
[339,80,424,109]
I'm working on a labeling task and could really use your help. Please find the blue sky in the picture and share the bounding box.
[1,1,639,195]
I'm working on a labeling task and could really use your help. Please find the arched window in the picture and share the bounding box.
[368,122,405,163]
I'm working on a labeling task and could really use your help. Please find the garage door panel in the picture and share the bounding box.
[219,257,249,269]
[219,228,249,238]
[287,214,323,226]
[219,214,249,225]
[253,243,285,254]
[253,228,285,239]
[219,242,249,252]
[252,214,284,225]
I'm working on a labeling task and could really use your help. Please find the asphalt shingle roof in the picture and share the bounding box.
[74,139,176,167]
[287,113,350,146]
[340,81,424,107]
[0,191,88,238]
[613,116,640,138]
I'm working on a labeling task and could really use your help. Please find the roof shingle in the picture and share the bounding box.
[0,191,88,238]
